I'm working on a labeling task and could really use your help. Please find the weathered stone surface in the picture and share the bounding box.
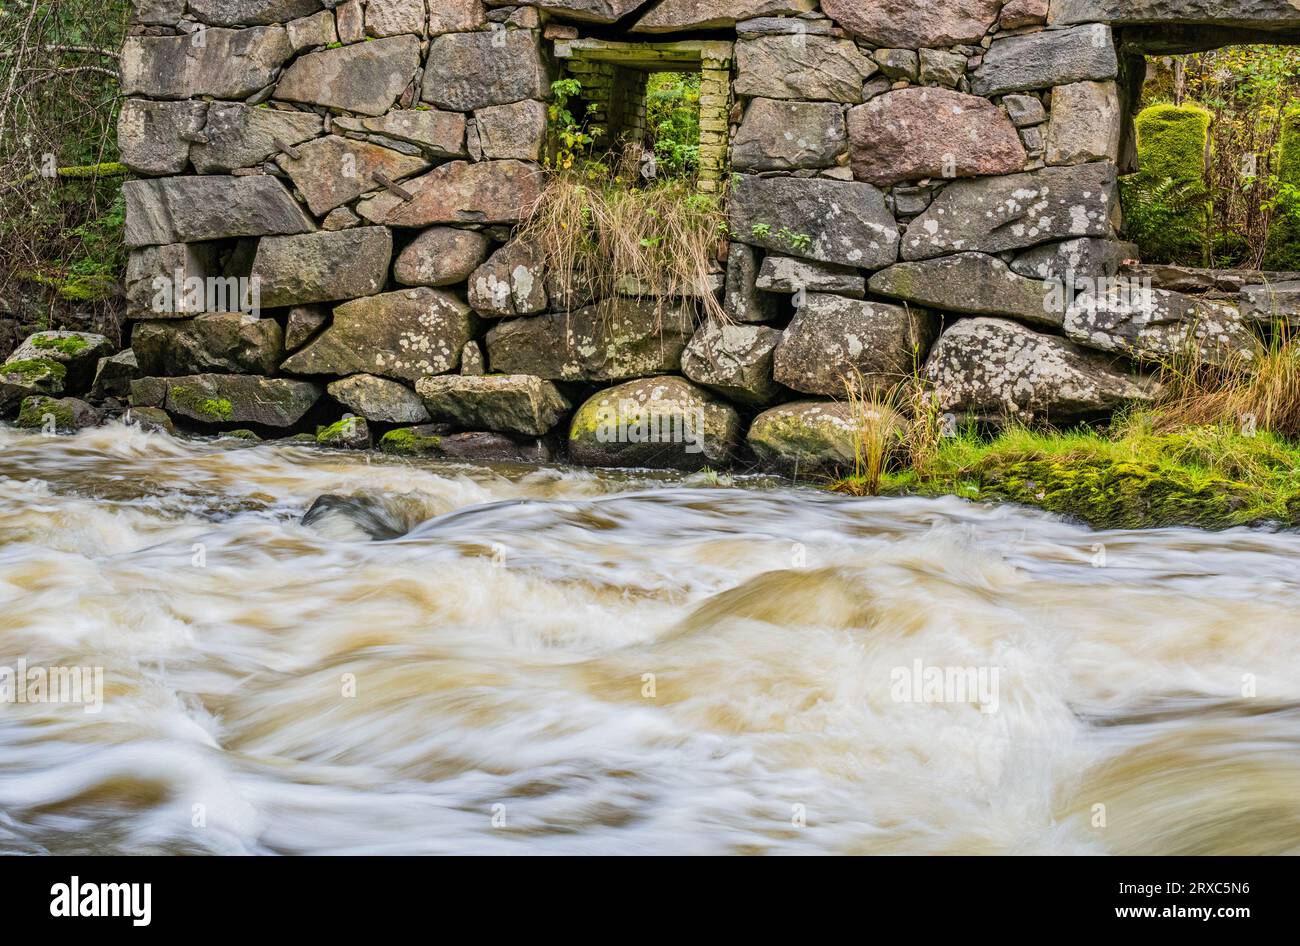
[6,332,114,391]
[1064,287,1255,364]
[734,36,877,103]
[422,31,548,112]
[17,396,100,432]
[130,0,186,26]
[724,242,779,324]
[130,374,322,427]
[1010,237,1135,281]
[189,104,323,175]
[1240,280,1300,326]
[429,0,488,32]
[380,425,553,462]
[125,242,220,319]
[276,35,421,116]
[924,317,1155,420]
[359,110,466,158]
[524,1,648,23]
[281,288,475,382]
[123,405,175,435]
[756,256,865,297]
[919,48,967,88]
[286,10,337,50]
[365,0,425,36]
[869,253,1065,328]
[732,98,847,172]
[468,240,548,317]
[632,0,815,32]
[277,136,429,216]
[474,100,548,162]
[485,299,694,381]
[123,176,314,247]
[327,374,429,423]
[1004,94,1047,128]
[0,359,65,413]
[251,228,392,307]
[568,377,741,470]
[132,315,285,376]
[395,227,492,287]
[357,160,544,227]
[729,175,899,268]
[848,88,1026,186]
[875,48,919,81]
[317,415,372,449]
[748,400,895,476]
[681,320,783,407]
[971,24,1118,97]
[188,0,321,25]
[822,0,1001,46]
[90,350,141,400]
[415,374,570,435]
[117,100,207,176]
[902,163,1119,261]
[773,294,940,396]
[285,306,328,350]
[1049,0,1300,29]
[1002,0,1048,28]
[1046,81,1122,166]
[121,27,293,100]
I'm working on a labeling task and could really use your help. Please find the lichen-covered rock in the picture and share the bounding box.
[422,31,548,112]
[117,100,207,176]
[281,288,475,383]
[848,88,1027,186]
[285,306,328,350]
[365,0,424,36]
[869,253,1065,328]
[357,110,466,158]
[902,163,1119,261]
[132,315,284,377]
[1010,237,1135,282]
[123,176,314,247]
[485,299,694,381]
[525,1,649,23]
[277,136,429,216]
[187,0,322,25]
[327,374,430,424]
[0,359,65,413]
[356,160,544,228]
[429,0,489,32]
[821,0,1001,47]
[568,377,741,470]
[756,256,866,297]
[729,175,899,268]
[732,98,847,172]
[773,294,939,396]
[1046,81,1122,166]
[189,103,323,175]
[394,227,492,288]
[6,332,114,391]
[467,240,548,317]
[724,243,778,324]
[924,317,1156,421]
[317,416,372,450]
[1048,0,1300,28]
[747,400,883,476]
[276,34,421,116]
[681,320,783,407]
[415,374,570,436]
[16,395,100,432]
[251,228,393,308]
[286,9,337,49]
[1064,287,1254,364]
[971,24,1118,97]
[632,0,815,32]
[121,27,293,100]
[130,374,323,427]
[734,36,877,103]
[90,350,141,400]
[474,100,549,162]
[1240,280,1300,326]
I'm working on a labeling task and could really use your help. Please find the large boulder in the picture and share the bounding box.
[632,0,816,32]
[123,176,314,247]
[734,35,877,103]
[0,358,65,413]
[821,0,1001,46]
[848,88,1026,186]
[356,160,544,228]
[485,299,694,381]
[729,175,899,268]
[5,332,113,391]
[421,31,548,111]
[1064,287,1255,364]
[16,396,100,433]
[326,374,429,423]
[121,27,293,99]
[281,288,475,383]
[902,163,1119,261]
[251,228,393,307]
[415,374,571,436]
[924,317,1156,421]
[731,98,847,172]
[189,103,323,174]
[467,241,548,317]
[275,34,421,116]
[277,136,429,216]
[681,320,783,407]
[132,315,284,376]
[748,400,892,476]
[971,24,1118,97]
[773,294,940,396]
[130,374,322,427]
[117,100,208,176]
[394,227,492,287]
[568,377,741,470]
[869,253,1064,328]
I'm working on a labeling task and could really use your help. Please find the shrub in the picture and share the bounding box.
[1121,103,1213,265]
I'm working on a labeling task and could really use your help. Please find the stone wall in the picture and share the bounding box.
[8,1,1299,469]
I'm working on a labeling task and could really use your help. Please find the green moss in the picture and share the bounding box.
[379,427,443,455]
[31,334,89,355]
[16,396,75,431]
[1121,103,1213,265]
[169,385,234,422]
[1,358,66,384]
[1263,106,1300,270]
[222,429,260,441]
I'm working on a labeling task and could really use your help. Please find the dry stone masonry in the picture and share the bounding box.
[12,1,1292,469]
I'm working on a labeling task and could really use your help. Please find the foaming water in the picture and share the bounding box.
[1,422,1298,854]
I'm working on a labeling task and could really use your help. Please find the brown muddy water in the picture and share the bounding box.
[1,422,1298,855]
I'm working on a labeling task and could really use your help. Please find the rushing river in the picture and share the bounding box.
[0,422,1298,855]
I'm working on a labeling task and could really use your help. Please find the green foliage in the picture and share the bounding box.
[644,72,700,181]
[1121,104,1213,265]
[1262,107,1300,269]
[546,78,597,172]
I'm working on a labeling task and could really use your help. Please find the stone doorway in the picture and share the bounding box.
[551,37,733,193]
